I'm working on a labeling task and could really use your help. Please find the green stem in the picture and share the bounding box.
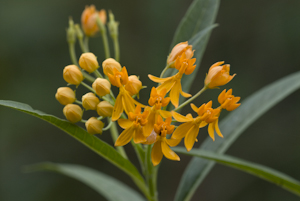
[109,121,127,159]
[75,100,82,105]
[160,61,174,78]
[96,16,110,59]
[145,144,158,201]
[80,82,96,93]
[84,36,89,52]
[78,37,87,53]
[113,37,120,62]
[94,69,104,78]
[174,86,208,112]
[102,118,113,131]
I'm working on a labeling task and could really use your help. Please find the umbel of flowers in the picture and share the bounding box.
[55,5,240,166]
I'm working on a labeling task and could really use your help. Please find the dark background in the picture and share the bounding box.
[1,0,300,201]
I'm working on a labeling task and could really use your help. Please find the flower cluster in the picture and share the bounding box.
[57,5,241,166]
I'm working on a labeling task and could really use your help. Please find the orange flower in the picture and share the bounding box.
[115,106,149,146]
[149,116,180,166]
[218,89,241,111]
[167,42,194,67]
[81,5,106,36]
[148,53,195,108]
[204,61,235,89]
[108,67,144,121]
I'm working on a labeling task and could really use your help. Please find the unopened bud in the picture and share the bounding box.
[108,11,119,38]
[67,18,76,44]
[97,101,113,117]
[63,104,83,123]
[63,65,83,85]
[92,78,111,96]
[102,58,122,76]
[125,75,142,96]
[79,52,99,73]
[81,5,107,36]
[82,92,100,110]
[55,87,76,105]
[85,117,104,134]
[74,24,84,40]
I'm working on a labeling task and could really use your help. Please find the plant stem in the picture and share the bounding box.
[113,37,120,62]
[93,69,104,78]
[160,61,174,78]
[145,144,158,201]
[80,81,96,93]
[102,118,113,131]
[174,86,208,112]
[78,37,87,53]
[84,36,89,52]
[96,16,110,59]
[109,121,127,159]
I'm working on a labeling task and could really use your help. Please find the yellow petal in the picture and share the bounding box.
[214,119,223,138]
[122,94,135,114]
[180,88,191,98]
[208,123,215,141]
[148,74,172,83]
[161,140,180,161]
[143,110,157,137]
[151,141,163,166]
[156,79,176,93]
[166,137,182,147]
[199,121,208,128]
[112,94,123,121]
[170,81,181,108]
[172,122,193,139]
[172,111,193,122]
[115,126,134,146]
[184,125,199,152]
[118,118,133,129]
[158,110,172,118]
[190,103,198,113]
[133,126,147,144]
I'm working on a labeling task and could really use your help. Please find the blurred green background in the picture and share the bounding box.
[1,0,300,200]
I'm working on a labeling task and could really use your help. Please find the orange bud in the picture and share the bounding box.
[55,87,76,105]
[63,104,83,123]
[85,117,104,134]
[204,61,236,89]
[63,65,83,85]
[102,58,122,76]
[81,5,106,36]
[97,101,113,117]
[92,78,111,96]
[79,52,99,73]
[82,92,100,110]
[125,75,142,96]
[167,41,194,67]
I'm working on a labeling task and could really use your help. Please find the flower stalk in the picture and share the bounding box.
[96,16,111,59]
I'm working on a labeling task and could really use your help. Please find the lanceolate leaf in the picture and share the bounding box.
[175,71,300,201]
[173,148,300,197]
[26,163,146,201]
[0,100,148,198]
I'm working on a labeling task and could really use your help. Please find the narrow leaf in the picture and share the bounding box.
[0,100,148,197]
[173,147,300,197]
[175,71,300,201]
[25,163,146,201]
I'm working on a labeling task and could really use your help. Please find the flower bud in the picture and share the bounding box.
[63,104,83,123]
[92,78,111,96]
[85,117,104,134]
[167,42,194,67]
[108,11,119,39]
[204,61,236,89]
[79,52,99,73]
[67,18,76,44]
[55,87,76,105]
[81,5,106,37]
[97,101,113,117]
[102,58,122,76]
[82,92,100,110]
[125,75,142,96]
[63,65,83,85]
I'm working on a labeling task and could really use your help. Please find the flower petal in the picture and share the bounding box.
[161,140,180,161]
[115,126,134,146]
[143,110,157,137]
[166,137,182,147]
[112,94,123,121]
[158,110,172,118]
[133,126,147,144]
[214,119,223,138]
[172,111,193,122]
[118,118,133,129]
[172,122,194,139]
[208,123,215,141]
[151,141,163,166]
[199,121,208,128]
[122,94,135,115]
[190,103,198,113]
[156,78,176,93]
[148,74,172,83]
[184,125,199,152]
[170,81,181,108]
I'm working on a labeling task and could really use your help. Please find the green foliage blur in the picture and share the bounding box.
[0,0,300,200]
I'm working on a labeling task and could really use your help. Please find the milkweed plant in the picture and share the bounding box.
[1,1,300,201]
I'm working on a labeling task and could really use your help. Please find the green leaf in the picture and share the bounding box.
[165,0,220,110]
[175,71,300,201]
[0,100,149,198]
[173,147,300,197]
[25,162,146,201]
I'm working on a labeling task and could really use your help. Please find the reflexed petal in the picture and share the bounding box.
[172,122,193,139]
[133,127,147,143]
[122,94,135,114]
[166,137,181,147]
[156,79,176,93]
[199,121,208,128]
[112,94,123,121]
[214,119,223,137]
[159,110,172,118]
[172,111,192,122]
[115,126,134,146]
[161,140,180,161]
[170,81,181,108]
[227,103,241,111]
[184,125,199,152]
[218,89,226,104]
[151,141,163,166]
[118,118,133,129]
[208,123,215,141]
[190,103,198,113]
[148,74,172,83]
[180,88,191,98]
[144,110,157,137]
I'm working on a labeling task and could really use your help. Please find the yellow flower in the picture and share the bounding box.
[150,116,180,166]
[167,42,194,67]
[204,61,235,89]
[108,67,144,121]
[82,92,100,110]
[102,58,122,76]
[79,52,99,73]
[92,78,111,97]
[172,101,222,151]
[81,5,106,37]
[85,117,104,134]
[63,104,83,123]
[218,89,241,111]
[115,106,149,146]
[55,87,76,105]
[143,87,172,137]
[63,65,83,86]
[148,53,196,108]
